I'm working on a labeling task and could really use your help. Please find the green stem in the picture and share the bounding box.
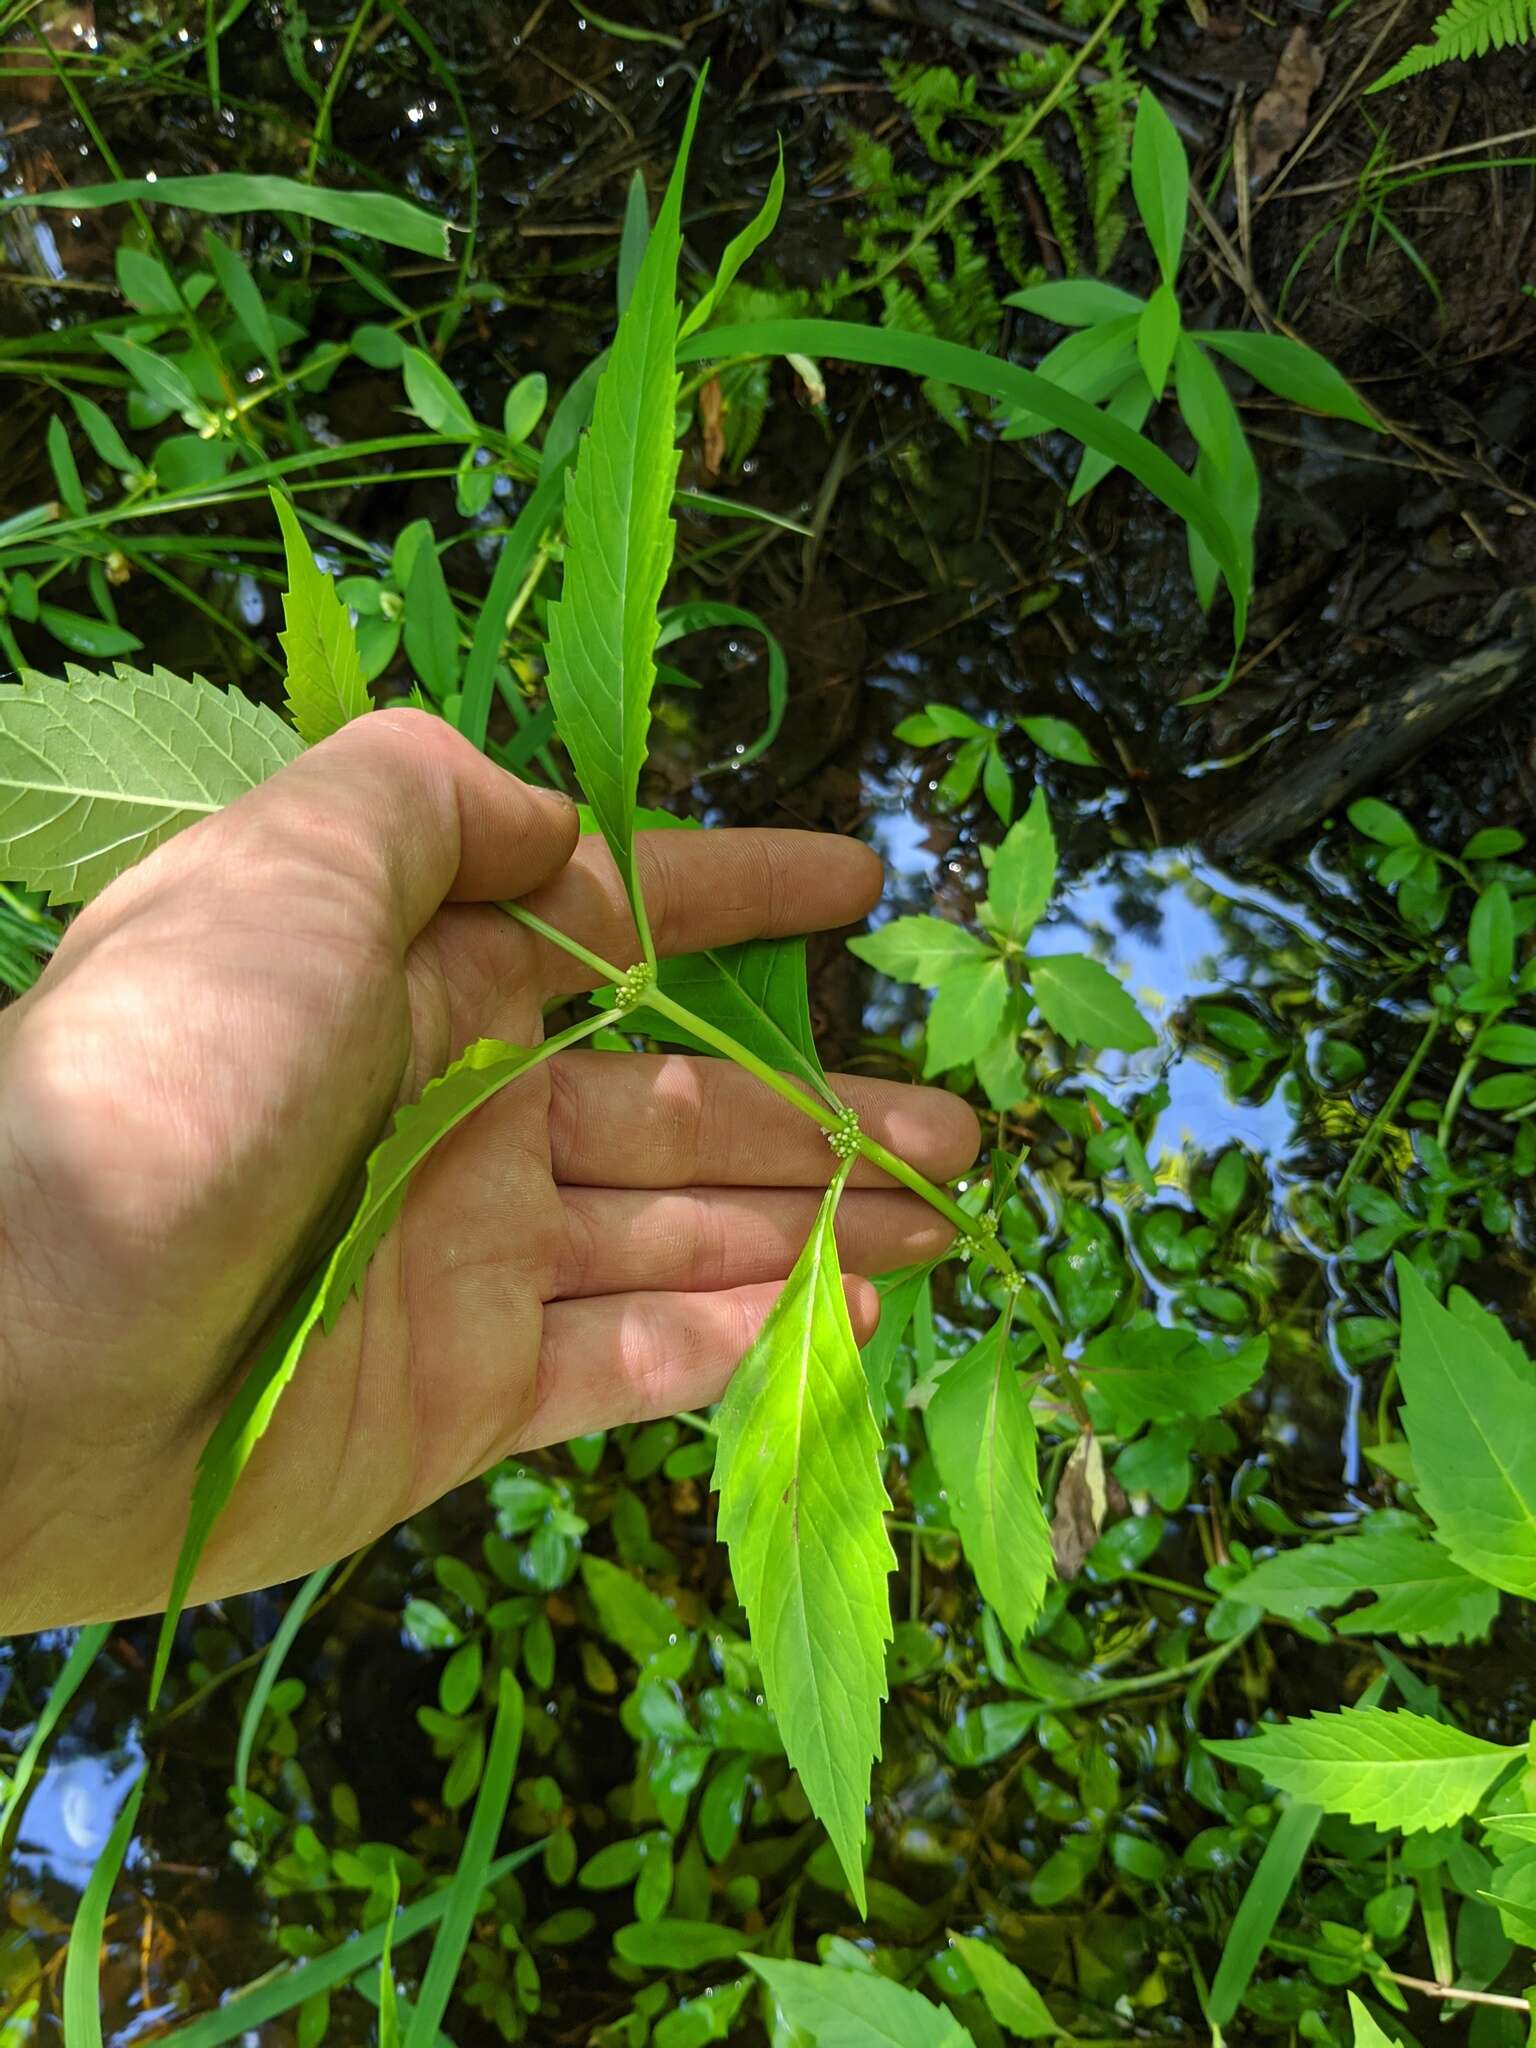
[500,901,625,986]
[1436,1048,1477,1151]
[1336,1014,1440,1199]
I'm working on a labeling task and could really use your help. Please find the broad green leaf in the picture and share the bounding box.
[1396,1256,1536,1595]
[205,231,280,370]
[1005,278,1145,325]
[37,606,142,658]
[925,956,1011,1077]
[1082,1316,1266,1432]
[1136,282,1181,399]
[627,937,838,1107]
[401,345,478,438]
[1470,881,1514,987]
[115,244,180,315]
[0,662,302,904]
[68,390,138,474]
[1019,715,1099,765]
[271,491,372,744]
[323,1023,608,1326]
[544,79,703,948]
[7,174,448,257]
[861,1263,932,1408]
[503,372,547,443]
[1028,953,1155,1051]
[1130,92,1189,286]
[680,141,786,339]
[1227,1516,1499,1645]
[1348,1992,1418,2048]
[580,1555,683,1664]
[1349,796,1417,846]
[926,1323,1053,1645]
[849,914,993,985]
[1196,328,1377,430]
[615,1921,755,1968]
[96,334,205,425]
[64,1769,147,2048]
[746,1957,976,2048]
[1208,1799,1322,2026]
[1207,1707,1519,1831]
[405,1672,524,2048]
[713,1166,895,1910]
[949,1934,1061,2038]
[983,789,1057,944]
[1175,336,1245,480]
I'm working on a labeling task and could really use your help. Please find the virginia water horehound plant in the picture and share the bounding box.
[0,74,1439,2047]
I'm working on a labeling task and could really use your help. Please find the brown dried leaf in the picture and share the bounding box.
[1249,29,1325,186]
[1050,1431,1107,1579]
[699,375,725,484]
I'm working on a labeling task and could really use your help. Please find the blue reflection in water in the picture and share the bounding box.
[13,1741,143,1891]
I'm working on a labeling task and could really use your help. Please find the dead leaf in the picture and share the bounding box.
[699,375,725,484]
[1248,29,1325,186]
[1050,1432,1106,1579]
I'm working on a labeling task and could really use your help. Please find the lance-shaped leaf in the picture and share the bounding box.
[713,1164,895,1910]
[1395,1255,1536,1596]
[271,491,372,745]
[1206,1707,1519,1833]
[0,662,302,904]
[543,78,703,947]
[626,937,838,1106]
[949,1935,1061,2039]
[982,789,1057,945]
[926,1321,1053,1644]
[746,1957,977,2048]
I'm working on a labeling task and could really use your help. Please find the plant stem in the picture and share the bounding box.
[1436,1048,1478,1150]
[500,901,626,985]
[1336,1013,1439,1198]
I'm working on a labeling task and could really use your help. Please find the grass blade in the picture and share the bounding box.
[5,175,447,258]
[233,1563,335,1796]
[0,1623,112,1849]
[1207,1798,1322,2026]
[405,1670,525,2047]
[63,1769,146,2048]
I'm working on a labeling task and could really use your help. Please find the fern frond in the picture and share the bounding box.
[1370,0,1536,87]
[1020,138,1082,276]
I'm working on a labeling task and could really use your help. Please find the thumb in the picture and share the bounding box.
[214,708,580,945]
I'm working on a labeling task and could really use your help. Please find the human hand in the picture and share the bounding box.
[0,711,978,1633]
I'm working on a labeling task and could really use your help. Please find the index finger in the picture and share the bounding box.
[517,826,883,995]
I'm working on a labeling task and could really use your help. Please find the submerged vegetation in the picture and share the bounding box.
[4,2,1536,2045]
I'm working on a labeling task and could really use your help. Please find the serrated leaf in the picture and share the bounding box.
[848,914,992,985]
[949,1934,1061,2038]
[622,936,838,1106]
[271,491,372,744]
[983,789,1057,944]
[544,79,703,947]
[0,661,303,904]
[1227,1516,1500,1646]
[746,1957,976,2048]
[1082,1315,1266,1432]
[926,1322,1053,1645]
[1029,953,1155,1051]
[321,1038,543,1325]
[1207,1707,1519,1832]
[713,1166,895,1911]
[1395,1255,1536,1596]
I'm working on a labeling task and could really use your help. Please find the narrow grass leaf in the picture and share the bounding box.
[0,1623,112,1846]
[234,1562,334,1795]
[1395,1254,1536,1595]
[679,142,786,339]
[271,491,372,744]
[457,464,569,751]
[926,1321,1053,1645]
[1206,1706,1519,1832]
[158,1847,543,2048]
[7,175,448,257]
[655,600,787,765]
[678,318,1249,638]
[0,662,302,904]
[746,1957,976,2047]
[714,1164,895,1911]
[949,1933,1061,2038]
[1208,1799,1322,2025]
[63,1769,146,2048]
[204,232,280,371]
[406,1671,524,2048]
[544,77,704,948]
